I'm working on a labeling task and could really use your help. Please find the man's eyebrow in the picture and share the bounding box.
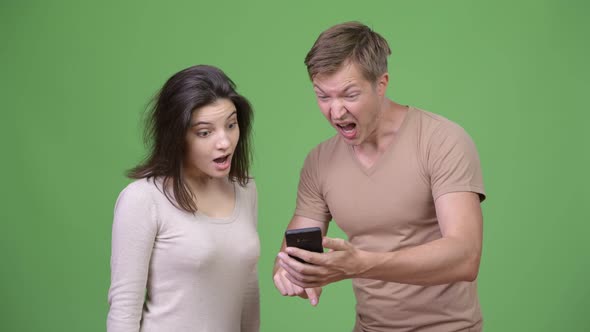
[313,83,359,94]
[191,110,237,127]
[342,83,360,92]
[313,85,325,93]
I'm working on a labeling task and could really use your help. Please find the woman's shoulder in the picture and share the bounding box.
[115,178,164,207]
[121,177,161,194]
[238,178,256,193]
[235,178,257,202]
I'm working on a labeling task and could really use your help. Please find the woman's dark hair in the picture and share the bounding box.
[128,65,253,213]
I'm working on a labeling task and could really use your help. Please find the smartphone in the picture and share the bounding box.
[284,227,324,263]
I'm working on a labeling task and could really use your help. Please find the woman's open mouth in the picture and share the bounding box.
[213,154,231,170]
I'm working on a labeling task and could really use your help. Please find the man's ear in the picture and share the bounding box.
[376,72,389,96]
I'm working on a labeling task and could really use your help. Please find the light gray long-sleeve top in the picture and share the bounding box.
[107,178,260,332]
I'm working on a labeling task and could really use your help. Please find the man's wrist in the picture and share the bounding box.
[355,250,387,279]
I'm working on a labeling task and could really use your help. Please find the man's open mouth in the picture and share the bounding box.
[337,123,356,132]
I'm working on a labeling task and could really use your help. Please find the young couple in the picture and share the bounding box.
[107,21,486,332]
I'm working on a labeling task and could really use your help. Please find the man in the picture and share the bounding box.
[273,21,486,332]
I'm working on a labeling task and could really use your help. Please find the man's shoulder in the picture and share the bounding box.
[410,106,469,140]
[309,134,342,154]
[305,134,343,162]
[412,107,460,129]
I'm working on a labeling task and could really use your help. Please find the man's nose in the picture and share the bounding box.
[330,99,346,120]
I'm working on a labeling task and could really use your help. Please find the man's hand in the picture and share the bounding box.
[273,265,322,306]
[277,237,369,289]
[273,215,329,306]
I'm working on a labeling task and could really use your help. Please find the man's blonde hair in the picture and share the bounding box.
[304,21,391,83]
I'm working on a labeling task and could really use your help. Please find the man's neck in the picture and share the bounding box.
[357,99,408,156]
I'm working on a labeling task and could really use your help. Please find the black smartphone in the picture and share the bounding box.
[284,227,324,263]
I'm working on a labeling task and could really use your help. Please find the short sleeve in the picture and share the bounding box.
[294,148,332,222]
[428,123,486,202]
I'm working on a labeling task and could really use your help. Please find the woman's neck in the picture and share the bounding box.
[184,173,230,195]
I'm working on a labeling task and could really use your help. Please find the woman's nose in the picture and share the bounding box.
[216,131,231,150]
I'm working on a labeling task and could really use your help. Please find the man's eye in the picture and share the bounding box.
[318,95,329,101]
[346,94,359,100]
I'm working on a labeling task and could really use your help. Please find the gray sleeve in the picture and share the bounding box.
[240,266,260,332]
[107,183,158,332]
[241,180,260,331]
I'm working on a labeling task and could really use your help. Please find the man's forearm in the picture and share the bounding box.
[357,236,481,285]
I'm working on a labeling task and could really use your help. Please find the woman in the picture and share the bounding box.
[107,65,259,332]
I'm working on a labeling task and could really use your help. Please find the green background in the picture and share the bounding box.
[2,0,589,331]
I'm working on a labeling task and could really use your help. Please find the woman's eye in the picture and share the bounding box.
[228,122,238,129]
[197,131,210,137]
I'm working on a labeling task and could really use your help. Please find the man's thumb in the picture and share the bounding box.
[323,237,347,251]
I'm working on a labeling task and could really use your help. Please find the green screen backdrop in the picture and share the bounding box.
[1,0,589,331]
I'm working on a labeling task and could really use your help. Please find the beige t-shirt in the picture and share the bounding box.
[295,107,486,332]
